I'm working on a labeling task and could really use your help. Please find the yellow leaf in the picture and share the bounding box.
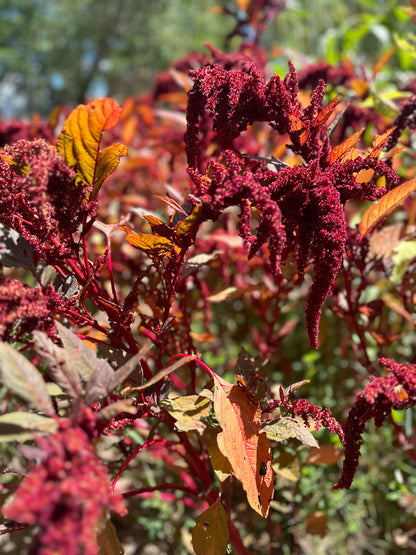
[207,287,238,302]
[56,98,127,200]
[212,373,274,517]
[359,178,416,237]
[176,205,203,235]
[192,499,229,555]
[207,432,233,481]
[160,394,210,433]
[273,451,300,482]
[120,225,180,259]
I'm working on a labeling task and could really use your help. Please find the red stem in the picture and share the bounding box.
[112,438,169,492]
[122,484,197,499]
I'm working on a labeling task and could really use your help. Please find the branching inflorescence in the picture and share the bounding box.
[0,139,96,265]
[185,59,399,347]
[2,410,126,555]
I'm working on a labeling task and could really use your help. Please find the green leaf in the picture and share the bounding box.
[0,342,54,415]
[0,411,57,442]
[192,498,229,555]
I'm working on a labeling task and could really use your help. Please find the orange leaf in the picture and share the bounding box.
[355,168,375,184]
[192,498,229,555]
[359,178,416,236]
[372,127,396,151]
[143,215,173,238]
[120,225,179,259]
[306,445,344,465]
[213,373,274,517]
[57,98,127,200]
[330,128,364,164]
[314,97,338,127]
[169,69,194,93]
[372,47,396,79]
[155,195,188,215]
[350,78,369,98]
[306,512,328,537]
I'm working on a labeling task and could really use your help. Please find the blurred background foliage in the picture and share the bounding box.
[1,0,415,118]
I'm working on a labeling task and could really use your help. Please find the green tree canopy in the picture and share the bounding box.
[0,0,227,118]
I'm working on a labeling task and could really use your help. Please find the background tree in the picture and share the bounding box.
[0,0,228,118]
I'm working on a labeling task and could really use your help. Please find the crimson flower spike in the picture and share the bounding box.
[185,58,399,348]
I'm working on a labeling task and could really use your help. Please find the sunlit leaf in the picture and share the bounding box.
[192,498,229,555]
[350,78,369,98]
[282,380,310,398]
[367,224,416,261]
[56,98,127,200]
[0,342,54,415]
[262,416,318,448]
[0,412,57,443]
[155,195,188,215]
[359,178,416,236]
[176,204,203,235]
[207,287,238,302]
[169,69,193,92]
[372,127,396,151]
[273,451,300,482]
[207,432,233,481]
[355,168,375,184]
[314,97,338,127]
[293,422,319,448]
[212,373,274,517]
[143,215,173,238]
[160,394,211,433]
[120,225,180,259]
[329,128,364,164]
